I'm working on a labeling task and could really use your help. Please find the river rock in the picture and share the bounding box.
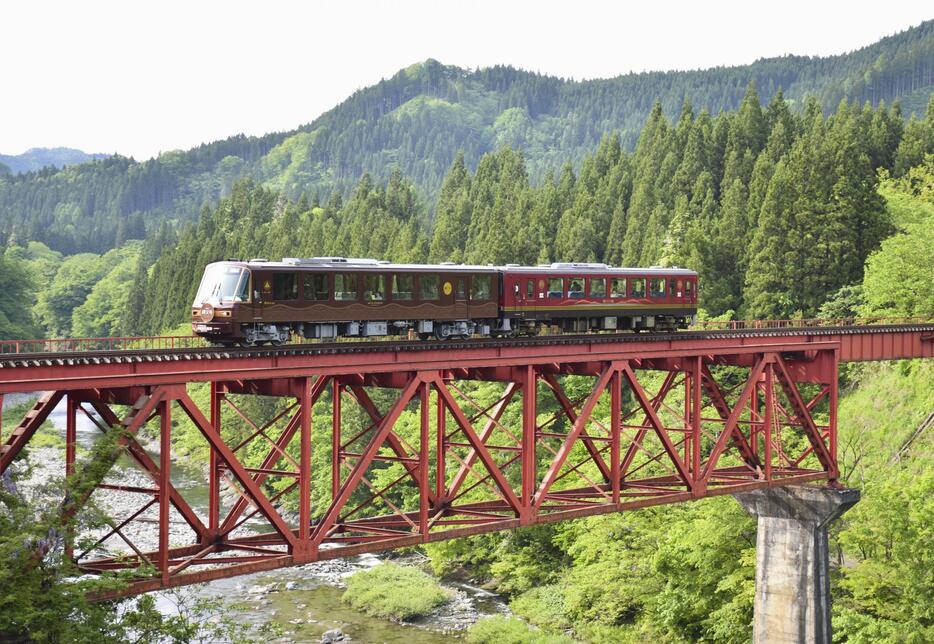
[320,627,350,642]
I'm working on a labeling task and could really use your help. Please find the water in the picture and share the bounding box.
[4,394,507,642]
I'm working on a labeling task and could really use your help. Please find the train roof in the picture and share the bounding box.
[209,258,697,276]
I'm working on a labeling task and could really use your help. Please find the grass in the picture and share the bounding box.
[466,616,576,644]
[341,562,451,620]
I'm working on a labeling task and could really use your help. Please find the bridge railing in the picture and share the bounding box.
[1,317,932,355]
[693,316,934,331]
[0,334,210,355]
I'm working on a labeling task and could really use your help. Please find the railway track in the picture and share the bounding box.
[1,323,932,369]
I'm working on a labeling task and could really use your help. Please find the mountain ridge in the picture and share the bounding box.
[0,147,109,175]
[1,20,933,253]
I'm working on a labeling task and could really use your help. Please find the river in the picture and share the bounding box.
[4,394,508,642]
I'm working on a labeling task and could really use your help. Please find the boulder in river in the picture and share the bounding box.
[320,627,351,642]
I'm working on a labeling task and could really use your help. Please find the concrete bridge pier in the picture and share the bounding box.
[736,485,860,644]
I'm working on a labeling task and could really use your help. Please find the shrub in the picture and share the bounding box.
[466,616,576,644]
[341,562,450,620]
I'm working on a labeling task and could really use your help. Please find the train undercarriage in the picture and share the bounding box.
[220,314,692,347]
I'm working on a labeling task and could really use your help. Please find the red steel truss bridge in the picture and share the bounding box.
[1,320,932,597]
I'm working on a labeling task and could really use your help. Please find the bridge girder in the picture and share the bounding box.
[0,340,841,598]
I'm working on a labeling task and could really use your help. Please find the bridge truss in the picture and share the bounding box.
[0,329,883,598]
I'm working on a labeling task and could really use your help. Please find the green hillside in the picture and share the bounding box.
[2,20,934,254]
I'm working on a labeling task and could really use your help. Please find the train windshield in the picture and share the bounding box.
[193,265,249,305]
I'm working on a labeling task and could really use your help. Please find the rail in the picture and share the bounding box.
[0,317,932,355]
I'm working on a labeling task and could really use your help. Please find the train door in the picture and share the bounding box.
[255,271,270,319]
[521,274,541,319]
[453,274,468,318]
[439,273,456,317]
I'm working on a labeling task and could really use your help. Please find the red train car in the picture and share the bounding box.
[499,263,697,333]
[191,258,697,345]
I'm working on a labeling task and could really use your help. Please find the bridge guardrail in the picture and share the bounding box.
[692,316,934,331]
[0,317,932,355]
[0,335,210,355]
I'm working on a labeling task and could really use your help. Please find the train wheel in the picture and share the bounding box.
[240,328,257,347]
[434,326,451,341]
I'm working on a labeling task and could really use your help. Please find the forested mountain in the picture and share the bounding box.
[124,89,934,335]
[2,20,934,254]
[0,147,107,175]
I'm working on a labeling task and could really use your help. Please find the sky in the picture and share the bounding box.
[1,1,931,161]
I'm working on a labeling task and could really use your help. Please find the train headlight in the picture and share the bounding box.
[199,303,215,322]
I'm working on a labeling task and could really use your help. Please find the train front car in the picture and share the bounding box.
[191,261,252,345]
[498,263,698,334]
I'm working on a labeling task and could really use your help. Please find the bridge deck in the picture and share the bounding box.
[0,324,931,395]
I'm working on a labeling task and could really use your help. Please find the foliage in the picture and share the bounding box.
[833,359,934,641]
[861,155,934,317]
[466,615,576,644]
[0,254,39,339]
[341,562,451,620]
[71,241,142,337]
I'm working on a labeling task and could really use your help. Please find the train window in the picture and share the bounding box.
[548,277,563,298]
[631,278,646,298]
[568,277,584,298]
[421,275,439,300]
[685,280,694,299]
[457,278,467,299]
[472,275,491,300]
[235,271,250,302]
[650,278,666,298]
[334,273,358,301]
[364,274,385,301]
[272,273,298,300]
[392,274,413,300]
[671,279,678,296]
[611,278,627,298]
[526,280,534,298]
[589,278,606,298]
[304,273,329,301]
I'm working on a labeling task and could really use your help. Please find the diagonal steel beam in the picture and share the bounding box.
[445,382,519,502]
[432,376,523,514]
[622,364,693,491]
[701,365,762,471]
[619,371,679,478]
[1,391,65,473]
[89,400,207,539]
[541,373,612,483]
[62,390,166,524]
[771,354,836,474]
[312,376,423,547]
[346,384,436,504]
[535,366,615,510]
[176,392,297,549]
[221,376,330,534]
[697,356,767,486]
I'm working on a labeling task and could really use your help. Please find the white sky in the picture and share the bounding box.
[1,1,931,161]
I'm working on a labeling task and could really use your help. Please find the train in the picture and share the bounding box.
[191,258,698,346]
